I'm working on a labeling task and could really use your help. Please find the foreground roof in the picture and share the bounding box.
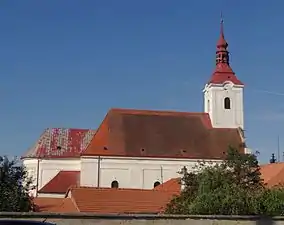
[39,171,80,194]
[22,128,96,159]
[34,187,177,214]
[82,108,244,159]
[260,162,284,187]
[154,178,181,192]
[33,197,78,212]
[68,187,177,214]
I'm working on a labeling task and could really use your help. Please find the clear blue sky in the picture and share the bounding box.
[0,0,283,163]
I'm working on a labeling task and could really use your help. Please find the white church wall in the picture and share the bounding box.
[37,193,65,198]
[80,157,98,187]
[23,159,38,186]
[80,156,222,189]
[23,158,80,195]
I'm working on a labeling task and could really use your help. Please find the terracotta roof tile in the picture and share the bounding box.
[69,187,178,214]
[209,64,244,86]
[260,163,284,187]
[33,197,78,213]
[82,108,244,159]
[154,178,181,193]
[39,171,80,194]
[22,128,96,159]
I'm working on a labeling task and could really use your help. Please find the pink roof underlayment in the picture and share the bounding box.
[22,128,96,159]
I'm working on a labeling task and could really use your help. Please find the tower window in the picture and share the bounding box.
[111,180,119,188]
[224,97,231,109]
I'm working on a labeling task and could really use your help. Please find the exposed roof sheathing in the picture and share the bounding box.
[22,128,96,159]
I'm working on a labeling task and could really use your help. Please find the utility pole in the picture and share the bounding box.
[36,157,40,197]
[36,153,45,197]
[278,136,280,162]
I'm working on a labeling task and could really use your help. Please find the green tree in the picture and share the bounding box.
[224,147,263,190]
[165,147,284,215]
[0,156,35,212]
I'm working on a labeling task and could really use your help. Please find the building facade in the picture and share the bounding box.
[22,20,247,198]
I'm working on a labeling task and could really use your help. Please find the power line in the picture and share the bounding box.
[250,89,284,96]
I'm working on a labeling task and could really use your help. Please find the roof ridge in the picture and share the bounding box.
[69,194,80,212]
[110,108,208,116]
[71,186,179,193]
[46,127,95,131]
[58,170,80,173]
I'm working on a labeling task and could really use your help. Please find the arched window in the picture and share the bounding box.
[153,181,161,188]
[111,180,119,188]
[224,97,231,109]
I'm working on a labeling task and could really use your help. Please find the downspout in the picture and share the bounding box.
[97,156,101,188]
[36,158,40,197]
[160,166,164,185]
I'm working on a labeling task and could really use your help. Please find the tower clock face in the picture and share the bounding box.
[223,82,233,90]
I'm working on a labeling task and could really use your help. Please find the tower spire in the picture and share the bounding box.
[206,15,243,86]
[216,14,229,65]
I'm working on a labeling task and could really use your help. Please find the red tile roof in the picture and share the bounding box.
[209,63,244,85]
[82,108,244,159]
[68,187,178,214]
[39,171,80,194]
[33,197,78,212]
[34,187,178,214]
[154,178,181,193]
[260,163,284,187]
[22,128,96,159]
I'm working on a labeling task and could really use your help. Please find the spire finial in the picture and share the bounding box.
[220,11,224,37]
[217,12,227,48]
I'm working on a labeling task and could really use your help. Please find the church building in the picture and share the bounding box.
[22,20,249,198]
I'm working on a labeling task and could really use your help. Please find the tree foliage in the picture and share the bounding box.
[0,156,35,212]
[165,147,284,215]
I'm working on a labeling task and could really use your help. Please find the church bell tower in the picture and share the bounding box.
[203,18,244,129]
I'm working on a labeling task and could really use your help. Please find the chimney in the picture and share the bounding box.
[270,153,276,164]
